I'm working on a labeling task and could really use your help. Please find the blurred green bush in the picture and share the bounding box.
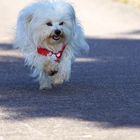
[116,0,140,7]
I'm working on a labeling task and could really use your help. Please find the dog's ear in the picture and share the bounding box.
[71,22,89,56]
[69,4,76,23]
[26,14,33,24]
[15,9,34,49]
[17,10,34,29]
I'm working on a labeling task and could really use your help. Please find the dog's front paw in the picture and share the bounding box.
[39,80,52,90]
[40,84,52,90]
[43,60,58,76]
[53,78,64,86]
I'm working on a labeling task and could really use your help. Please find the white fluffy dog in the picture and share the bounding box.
[15,0,89,90]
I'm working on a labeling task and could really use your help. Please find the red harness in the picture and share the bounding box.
[37,45,66,63]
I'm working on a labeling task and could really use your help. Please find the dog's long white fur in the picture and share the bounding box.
[15,0,89,89]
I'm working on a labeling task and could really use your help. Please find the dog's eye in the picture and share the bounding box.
[46,22,52,26]
[59,22,64,26]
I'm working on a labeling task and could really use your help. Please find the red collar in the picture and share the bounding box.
[37,45,66,63]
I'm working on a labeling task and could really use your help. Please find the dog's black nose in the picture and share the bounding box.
[54,29,61,35]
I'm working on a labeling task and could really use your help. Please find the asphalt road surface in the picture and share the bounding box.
[0,0,140,140]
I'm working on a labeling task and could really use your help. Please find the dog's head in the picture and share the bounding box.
[16,0,89,55]
[22,1,76,47]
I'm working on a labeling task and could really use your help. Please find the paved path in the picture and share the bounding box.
[0,0,140,140]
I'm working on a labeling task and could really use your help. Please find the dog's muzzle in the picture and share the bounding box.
[52,29,63,41]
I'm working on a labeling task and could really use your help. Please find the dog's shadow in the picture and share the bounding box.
[0,38,140,128]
